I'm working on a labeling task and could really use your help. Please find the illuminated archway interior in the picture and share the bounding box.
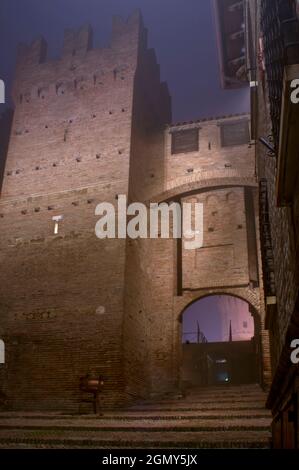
[181,295,259,388]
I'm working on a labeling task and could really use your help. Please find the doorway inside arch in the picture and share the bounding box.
[181,295,260,388]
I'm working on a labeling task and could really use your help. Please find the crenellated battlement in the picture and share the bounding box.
[3,9,170,203]
[16,10,143,64]
[62,24,93,57]
[10,12,168,113]
[13,10,146,101]
[17,37,48,68]
[112,9,143,33]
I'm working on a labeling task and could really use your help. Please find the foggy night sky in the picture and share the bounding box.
[183,296,254,343]
[0,1,250,339]
[0,0,249,120]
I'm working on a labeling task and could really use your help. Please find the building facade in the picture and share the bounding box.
[213,0,248,88]
[246,0,299,448]
[0,11,271,411]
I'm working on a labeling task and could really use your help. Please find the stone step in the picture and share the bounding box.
[0,417,271,432]
[178,393,267,401]
[0,404,268,416]
[131,400,267,409]
[0,385,271,449]
[167,385,265,394]
[0,429,272,449]
[0,409,271,421]
[131,391,268,407]
[135,392,267,402]
[130,401,267,411]
[181,387,265,394]
[145,394,267,401]
[188,386,265,392]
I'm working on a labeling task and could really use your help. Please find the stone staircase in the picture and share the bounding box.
[0,384,272,448]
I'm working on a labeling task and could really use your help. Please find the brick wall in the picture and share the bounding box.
[123,114,271,398]
[0,11,170,411]
[164,116,254,191]
[254,25,299,373]
[243,4,299,442]
[0,109,13,190]
[0,10,272,411]
[182,188,249,289]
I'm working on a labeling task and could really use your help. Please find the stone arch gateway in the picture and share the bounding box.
[178,293,263,388]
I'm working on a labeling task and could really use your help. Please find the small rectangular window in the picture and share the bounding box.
[220,120,250,147]
[171,128,199,154]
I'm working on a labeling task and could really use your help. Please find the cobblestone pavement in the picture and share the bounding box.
[0,384,272,448]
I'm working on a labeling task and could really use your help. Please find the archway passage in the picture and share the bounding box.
[181,295,261,388]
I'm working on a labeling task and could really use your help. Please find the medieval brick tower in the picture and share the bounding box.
[0,11,271,412]
[0,11,170,410]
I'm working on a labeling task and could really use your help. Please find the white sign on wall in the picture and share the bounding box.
[0,80,5,104]
[0,340,4,364]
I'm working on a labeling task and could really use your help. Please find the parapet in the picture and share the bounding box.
[111,9,147,50]
[111,9,143,38]
[62,24,93,57]
[16,9,145,70]
[17,37,47,68]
